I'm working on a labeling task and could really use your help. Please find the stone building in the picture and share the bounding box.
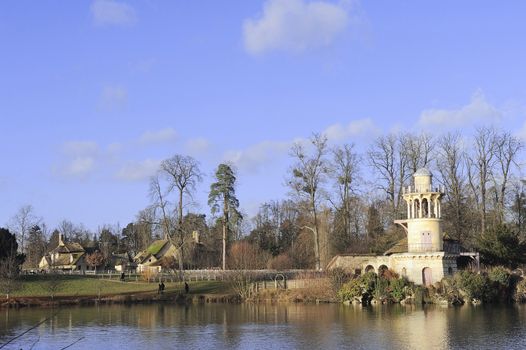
[327,168,478,286]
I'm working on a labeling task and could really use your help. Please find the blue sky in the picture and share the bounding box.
[1,0,525,231]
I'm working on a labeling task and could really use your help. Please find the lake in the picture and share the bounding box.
[1,303,525,349]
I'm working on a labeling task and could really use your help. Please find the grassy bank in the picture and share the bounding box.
[1,275,232,305]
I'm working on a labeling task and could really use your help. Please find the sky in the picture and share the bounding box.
[1,0,526,231]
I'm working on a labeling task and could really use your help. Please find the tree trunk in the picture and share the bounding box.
[222,222,227,270]
[222,198,229,270]
[312,196,321,270]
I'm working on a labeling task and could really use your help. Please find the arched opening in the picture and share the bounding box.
[378,265,388,277]
[415,199,420,218]
[448,267,453,275]
[401,267,407,277]
[365,265,375,273]
[422,198,429,217]
[422,267,433,286]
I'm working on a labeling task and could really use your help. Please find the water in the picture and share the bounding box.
[1,303,525,349]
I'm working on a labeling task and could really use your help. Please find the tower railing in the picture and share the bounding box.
[402,185,445,194]
[407,243,435,252]
[407,243,461,253]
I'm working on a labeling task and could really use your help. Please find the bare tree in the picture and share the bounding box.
[330,143,361,240]
[159,155,203,273]
[288,133,329,270]
[0,254,22,300]
[405,132,434,174]
[367,133,409,219]
[492,131,523,223]
[148,174,173,240]
[9,205,40,254]
[466,127,497,235]
[436,132,469,241]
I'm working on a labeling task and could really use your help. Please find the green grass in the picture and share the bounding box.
[10,275,230,298]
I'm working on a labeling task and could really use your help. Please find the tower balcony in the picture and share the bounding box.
[402,184,445,195]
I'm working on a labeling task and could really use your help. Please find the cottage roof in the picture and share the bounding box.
[147,239,169,257]
[384,237,408,255]
[134,250,151,264]
[50,241,85,255]
[50,252,84,266]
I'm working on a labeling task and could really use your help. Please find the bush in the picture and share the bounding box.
[141,268,158,282]
[515,278,526,302]
[389,277,408,302]
[453,270,494,302]
[338,271,377,302]
[488,266,511,287]
[328,267,350,292]
[338,272,411,304]
[267,253,294,270]
[337,278,364,301]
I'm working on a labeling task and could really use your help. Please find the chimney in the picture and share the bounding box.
[192,230,200,244]
[58,232,65,246]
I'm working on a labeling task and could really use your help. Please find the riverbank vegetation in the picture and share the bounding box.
[336,266,526,306]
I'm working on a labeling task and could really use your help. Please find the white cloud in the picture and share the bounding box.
[323,118,378,141]
[185,137,211,155]
[223,140,291,173]
[115,159,161,181]
[99,85,128,110]
[418,90,502,129]
[139,128,177,145]
[91,0,136,26]
[63,157,96,177]
[243,0,350,55]
[57,141,99,178]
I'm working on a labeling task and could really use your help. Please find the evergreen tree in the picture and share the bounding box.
[208,164,242,270]
[477,224,526,268]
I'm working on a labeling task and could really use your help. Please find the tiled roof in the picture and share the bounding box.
[384,237,408,255]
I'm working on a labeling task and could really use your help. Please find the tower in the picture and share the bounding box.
[399,168,444,252]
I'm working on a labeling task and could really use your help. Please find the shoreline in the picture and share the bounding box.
[0,291,242,309]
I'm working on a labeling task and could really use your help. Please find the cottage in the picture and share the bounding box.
[134,239,179,272]
[38,233,88,272]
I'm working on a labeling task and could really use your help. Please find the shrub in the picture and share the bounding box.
[328,267,350,292]
[338,278,365,301]
[453,270,493,302]
[267,253,294,270]
[488,266,511,287]
[338,272,377,302]
[389,277,408,302]
[141,267,158,282]
[515,278,526,302]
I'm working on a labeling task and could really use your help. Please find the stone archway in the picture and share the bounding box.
[378,265,389,277]
[365,265,375,273]
[422,267,433,286]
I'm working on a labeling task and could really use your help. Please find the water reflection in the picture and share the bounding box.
[1,303,526,349]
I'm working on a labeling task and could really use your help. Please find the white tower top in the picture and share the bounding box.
[397,168,445,252]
